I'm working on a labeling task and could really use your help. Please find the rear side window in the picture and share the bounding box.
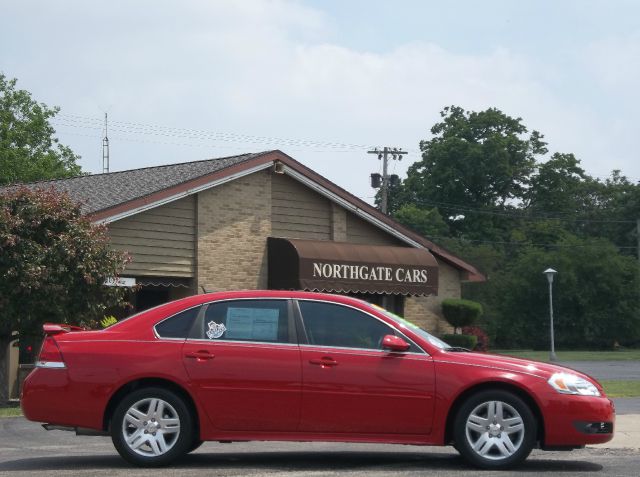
[155,306,201,339]
[199,300,289,343]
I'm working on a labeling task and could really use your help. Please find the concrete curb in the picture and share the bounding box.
[590,414,640,450]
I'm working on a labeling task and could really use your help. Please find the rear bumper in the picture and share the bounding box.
[21,367,69,423]
[21,367,104,430]
[543,394,615,446]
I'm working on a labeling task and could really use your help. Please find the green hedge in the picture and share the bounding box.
[441,298,483,331]
[442,334,478,350]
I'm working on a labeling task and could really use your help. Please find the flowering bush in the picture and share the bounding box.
[0,187,131,399]
[462,326,490,352]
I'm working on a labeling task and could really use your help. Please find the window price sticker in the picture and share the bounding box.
[226,307,279,341]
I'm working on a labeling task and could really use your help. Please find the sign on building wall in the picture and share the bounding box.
[104,277,137,287]
[268,237,439,296]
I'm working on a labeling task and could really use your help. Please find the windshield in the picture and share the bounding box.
[369,304,451,350]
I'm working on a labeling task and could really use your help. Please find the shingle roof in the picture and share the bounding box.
[5,151,272,214]
[2,149,485,281]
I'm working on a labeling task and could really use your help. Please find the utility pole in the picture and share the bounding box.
[102,113,110,173]
[368,147,407,214]
[637,219,640,262]
[637,219,640,305]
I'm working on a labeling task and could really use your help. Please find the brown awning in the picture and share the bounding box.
[267,237,438,296]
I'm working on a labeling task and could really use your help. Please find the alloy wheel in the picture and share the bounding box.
[464,400,525,461]
[121,397,181,457]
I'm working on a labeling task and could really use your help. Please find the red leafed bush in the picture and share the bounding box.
[462,326,490,352]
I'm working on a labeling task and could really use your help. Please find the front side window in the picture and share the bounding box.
[199,300,290,343]
[298,301,393,350]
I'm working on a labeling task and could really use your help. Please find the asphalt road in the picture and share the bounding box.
[0,417,638,477]
[559,361,640,381]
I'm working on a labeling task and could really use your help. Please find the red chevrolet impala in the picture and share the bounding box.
[21,291,614,469]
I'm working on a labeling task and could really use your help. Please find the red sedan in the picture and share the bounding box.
[21,291,614,469]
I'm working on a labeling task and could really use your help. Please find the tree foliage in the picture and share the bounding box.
[487,237,639,349]
[0,188,131,400]
[0,73,82,185]
[392,105,640,349]
[394,204,449,239]
[441,298,483,333]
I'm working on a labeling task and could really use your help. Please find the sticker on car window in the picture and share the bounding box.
[206,321,226,339]
[226,307,279,341]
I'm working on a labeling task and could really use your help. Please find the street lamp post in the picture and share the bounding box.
[543,268,558,361]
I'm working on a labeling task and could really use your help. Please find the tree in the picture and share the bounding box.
[401,106,547,240]
[0,73,82,185]
[394,204,449,239]
[488,235,639,349]
[394,105,640,351]
[0,188,130,401]
[525,153,596,217]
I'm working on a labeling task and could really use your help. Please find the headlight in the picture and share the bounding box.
[548,372,601,396]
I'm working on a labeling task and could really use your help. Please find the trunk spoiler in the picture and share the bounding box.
[43,323,86,336]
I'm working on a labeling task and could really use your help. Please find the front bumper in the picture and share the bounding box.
[543,393,615,446]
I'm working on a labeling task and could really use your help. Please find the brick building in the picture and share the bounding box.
[21,150,483,333]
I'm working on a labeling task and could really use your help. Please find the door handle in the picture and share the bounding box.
[185,350,214,361]
[309,357,338,367]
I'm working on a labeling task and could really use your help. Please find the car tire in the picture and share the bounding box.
[453,389,537,469]
[111,387,194,466]
[187,440,204,453]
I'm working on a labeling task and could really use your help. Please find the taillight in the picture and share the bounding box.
[36,336,66,369]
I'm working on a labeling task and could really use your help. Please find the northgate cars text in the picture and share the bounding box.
[312,262,430,283]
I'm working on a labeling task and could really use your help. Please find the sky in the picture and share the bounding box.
[2,0,639,203]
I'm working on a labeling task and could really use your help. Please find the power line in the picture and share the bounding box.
[53,128,375,155]
[425,235,637,250]
[53,113,391,152]
[411,199,636,224]
[52,112,640,182]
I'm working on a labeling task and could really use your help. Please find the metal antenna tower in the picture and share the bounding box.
[102,113,110,173]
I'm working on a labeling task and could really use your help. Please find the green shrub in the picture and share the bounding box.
[441,298,483,333]
[442,334,478,350]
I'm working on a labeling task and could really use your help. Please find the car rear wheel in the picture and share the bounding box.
[111,387,193,466]
[453,390,536,469]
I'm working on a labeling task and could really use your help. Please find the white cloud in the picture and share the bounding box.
[2,0,639,200]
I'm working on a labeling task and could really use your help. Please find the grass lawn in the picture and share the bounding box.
[601,380,640,398]
[490,349,640,362]
[0,407,22,418]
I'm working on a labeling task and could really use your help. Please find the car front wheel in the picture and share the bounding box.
[453,390,537,469]
[111,387,193,466]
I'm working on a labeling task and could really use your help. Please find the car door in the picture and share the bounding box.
[182,298,302,432]
[297,299,435,435]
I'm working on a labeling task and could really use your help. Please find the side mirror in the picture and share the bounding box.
[382,334,410,352]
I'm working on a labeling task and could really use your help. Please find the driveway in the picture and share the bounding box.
[0,417,638,477]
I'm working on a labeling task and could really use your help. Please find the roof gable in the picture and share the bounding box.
[6,150,484,281]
